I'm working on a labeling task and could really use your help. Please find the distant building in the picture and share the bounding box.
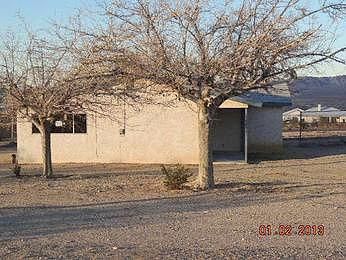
[283,108,304,122]
[283,104,346,123]
[304,105,341,123]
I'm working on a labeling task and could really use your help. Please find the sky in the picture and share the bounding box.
[0,0,345,77]
[0,0,95,28]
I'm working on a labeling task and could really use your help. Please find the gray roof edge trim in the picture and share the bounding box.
[230,97,291,108]
[262,101,292,107]
[229,97,263,107]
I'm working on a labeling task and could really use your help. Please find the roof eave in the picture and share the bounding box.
[230,97,292,108]
[262,101,292,107]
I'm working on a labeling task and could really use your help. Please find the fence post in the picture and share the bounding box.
[299,111,303,144]
[11,118,14,142]
[244,108,248,163]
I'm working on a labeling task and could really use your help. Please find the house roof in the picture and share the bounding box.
[233,83,292,108]
[305,106,340,112]
[231,93,291,107]
[281,105,346,117]
[283,108,304,116]
[302,110,346,117]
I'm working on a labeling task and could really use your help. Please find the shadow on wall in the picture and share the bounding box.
[0,181,344,241]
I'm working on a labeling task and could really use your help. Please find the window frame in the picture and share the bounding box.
[32,114,87,134]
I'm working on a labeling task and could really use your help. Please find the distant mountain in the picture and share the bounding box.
[288,75,346,110]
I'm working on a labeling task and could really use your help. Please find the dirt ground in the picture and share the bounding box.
[0,144,345,259]
[283,130,346,138]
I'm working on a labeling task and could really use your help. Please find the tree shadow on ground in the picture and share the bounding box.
[219,159,346,173]
[215,180,288,189]
[0,168,162,183]
[0,181,344,241]
[248,143,346,163]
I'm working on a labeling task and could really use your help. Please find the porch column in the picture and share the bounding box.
[244,108,248,163]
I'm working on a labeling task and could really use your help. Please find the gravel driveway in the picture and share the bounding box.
[0,144,345,259]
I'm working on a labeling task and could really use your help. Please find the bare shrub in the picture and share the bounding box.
[161,164,193,190]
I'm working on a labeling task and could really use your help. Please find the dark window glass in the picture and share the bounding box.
[51,114,73,133]
[32,114,87,134]
[74,114,87,133]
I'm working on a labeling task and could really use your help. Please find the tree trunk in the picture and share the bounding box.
[196,101,214,190]
[41,124,53,178]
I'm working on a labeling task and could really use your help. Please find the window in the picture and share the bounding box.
[32,114,87,134]
[73,114,87,133]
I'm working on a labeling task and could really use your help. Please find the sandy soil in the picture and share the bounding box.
[0,144,345,259]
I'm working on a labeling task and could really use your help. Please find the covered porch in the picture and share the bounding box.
[213,100,249,163]
[213,90,292,163]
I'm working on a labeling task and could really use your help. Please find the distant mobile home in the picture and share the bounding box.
[284,104,346,123]
[303,105,340,123]
[17,88,291,164]
[283,108,304,122]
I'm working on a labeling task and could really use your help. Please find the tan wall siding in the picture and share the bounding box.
[17,103,285,163]
[17,115,99,164]
[17,101,199,164]
[96,101,199,164]
[247,107,283,153]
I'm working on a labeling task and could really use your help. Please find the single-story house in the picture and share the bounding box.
[303,105,344,123]
[302,110,346,123]
[283,105,346,123]
[17,87,291,164]
[283,108,304,122]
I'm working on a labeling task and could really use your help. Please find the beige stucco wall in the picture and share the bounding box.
[17,100,199,164]
[17,100,285,164]
[247,107,283,154]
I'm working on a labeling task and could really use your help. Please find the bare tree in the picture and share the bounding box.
[0,88,15,140]
[89,0,346,189]
[0,29,142,178]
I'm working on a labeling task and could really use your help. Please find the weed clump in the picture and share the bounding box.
[161,164,192,190]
